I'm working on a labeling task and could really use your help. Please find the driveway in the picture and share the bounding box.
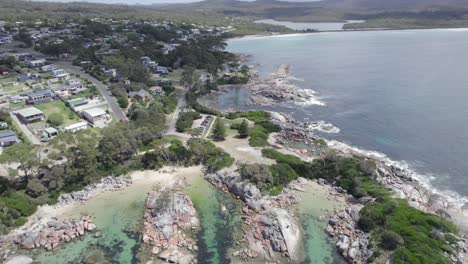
[10,114,41,145]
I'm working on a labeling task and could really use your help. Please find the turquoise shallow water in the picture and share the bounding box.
[226,29,468,197]
[186,174,243,264]
[34,183,149,264]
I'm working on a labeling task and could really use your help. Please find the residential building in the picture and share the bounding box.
[40,64,56,72]
[51,69,67,77]
[42,127,58,141]
[155,66,169,75]
[66,78,81,86]
[64,121,88,132]
[66,97,88,111]
[16,75,31,82]
[81,107,108,126]
[0,35,12,44]
[15,107,45,124]
[129,89,152,101]
[0,130,17,147]
[25,89,54,104]
[149,86,163,94]
[28,59,47,68]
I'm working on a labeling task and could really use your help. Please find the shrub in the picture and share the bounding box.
[381,231,404,250]
[48,113,64,127]
[176,111,201,132]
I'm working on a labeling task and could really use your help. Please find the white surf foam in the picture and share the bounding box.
[307,121,340,134]
[326,140,468,208]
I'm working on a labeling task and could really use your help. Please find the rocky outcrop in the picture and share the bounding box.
[208,168,302,262]
[9,216,97,251]
[246,64,324,107]
[142,185,199,264]
[57,176,132,206]
[325,205,369,263]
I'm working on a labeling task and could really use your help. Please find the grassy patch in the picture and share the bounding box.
[36,100,81,127]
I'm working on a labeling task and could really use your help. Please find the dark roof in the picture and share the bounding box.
[0,130,17,142]
[27,89,52,97]
[0,130,16,138]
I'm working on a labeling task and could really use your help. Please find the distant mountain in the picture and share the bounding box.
[161,0,468,21]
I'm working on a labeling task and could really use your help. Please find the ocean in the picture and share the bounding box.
[224,29,468,197]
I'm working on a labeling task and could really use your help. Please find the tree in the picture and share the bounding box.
[238,119,249,138]
[48,113,64,127]
[182,66,196,89]
[240,164,273,191]
[0,144,38,178]
[212,118,226,141]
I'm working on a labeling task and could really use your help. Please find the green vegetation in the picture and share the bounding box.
[227,111,280,147]
[142,138,234,173]
[176,111,201,133]
[212,118,226,141]
[48,113,64,127]
[239,162,297,195]
[36,101,81,127]
[260,148,459,263]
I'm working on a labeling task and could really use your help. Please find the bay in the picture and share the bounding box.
[225,29,468,196]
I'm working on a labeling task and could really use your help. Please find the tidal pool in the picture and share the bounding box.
[186,173,243,264]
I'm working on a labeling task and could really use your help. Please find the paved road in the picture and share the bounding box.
[56,61,127,122]
[166,86,187,134]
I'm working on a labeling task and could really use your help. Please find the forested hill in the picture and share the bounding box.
[161,0,468,23]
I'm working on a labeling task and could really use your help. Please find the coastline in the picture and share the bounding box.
[227,27,468,41]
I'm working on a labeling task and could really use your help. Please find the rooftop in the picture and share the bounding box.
[83,107,106,117]
[16,107,44,118]
[0,130,16,138]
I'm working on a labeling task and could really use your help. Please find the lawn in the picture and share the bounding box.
[36,100,82,127]
[9,101,25,109]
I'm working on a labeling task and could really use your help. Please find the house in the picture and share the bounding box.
[9,95,23,104]
[31,83,44,90]
[65,121,88,132]
[16,75,31,82]
[66,97,88,111]
[128,89,152,101]
[102,68,117,78]
[51,69,67,77]
[28,59,47,68]
[15,53,33,61]
[30,73,41,79]
[0,35,12,44]
[66,78,81,86]
[141,56,157,68]
[81,107,108,126]
[112,76,130,85]
[40,64,56,72]
[0,130,17,147]
[15,107,45,124]
[25,89,54,105]
[42,127,58,141]
[149,86,163,94]
[155,66,169,75]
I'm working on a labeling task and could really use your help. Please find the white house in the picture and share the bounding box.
[65,121,89,132]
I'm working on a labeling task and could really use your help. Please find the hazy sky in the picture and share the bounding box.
[34,0,320,4]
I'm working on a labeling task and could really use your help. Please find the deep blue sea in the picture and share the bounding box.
[225,29,468,197]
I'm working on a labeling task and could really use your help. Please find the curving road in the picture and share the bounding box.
[57,61,127,122]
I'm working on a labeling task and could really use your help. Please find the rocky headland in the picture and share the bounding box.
[246,64,324,107]
[142,182,199,264]
[207,166,303,262]
[268,112,468,263]
[11,215,97,251]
